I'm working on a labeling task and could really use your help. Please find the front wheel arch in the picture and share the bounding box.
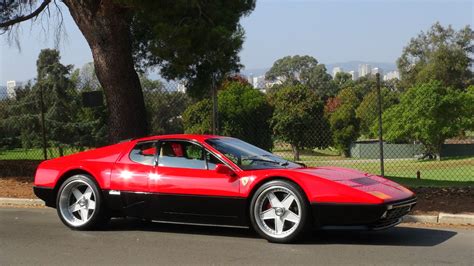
[246,177,313,224]
[248,179,312,243]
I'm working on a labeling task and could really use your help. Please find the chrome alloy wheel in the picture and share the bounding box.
[254,186,301,239]
[58,179,97,227]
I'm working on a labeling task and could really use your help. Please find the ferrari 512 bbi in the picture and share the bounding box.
[34,134,416,243]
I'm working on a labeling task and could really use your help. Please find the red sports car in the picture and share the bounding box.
[34,134,416,243]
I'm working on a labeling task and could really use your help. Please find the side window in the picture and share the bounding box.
[206,152,221,170]
[158,141,206,170]
[130,142,156,166]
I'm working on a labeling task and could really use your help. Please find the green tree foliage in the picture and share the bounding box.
[0,98,10,149]
[333,72,353,89]
[397,22,473,90]
[383,78,403,93]
[1,1,256,142]
[352,76,378,100]
[219,82,273,150]
[0,82,39,150]
[356,88,399,138]
[302,64,337,98]
[465,85,474,131]
[38,50,78,151]
[129,0,256,98]
[72,102,108,149]
[182,99,213,135]
[328,87,360,157]
[74,62,101,91]
[140,75,191,135]
[382,81,473,157]
[0,49,76,154]
[271,85,331,161]
[183,81,273,150]
[70,62,108,148]
[266,55,336,98]
[0,53,110,154]
[266,55,318,83]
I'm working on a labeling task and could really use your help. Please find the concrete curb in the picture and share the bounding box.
[438,213,474,225]
[0,197,45,207]
[0,197,473,225]
[402,213,474,225]
[402,215,439,224]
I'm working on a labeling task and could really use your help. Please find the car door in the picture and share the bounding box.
[109,140,158,216]
[148,139,245,226]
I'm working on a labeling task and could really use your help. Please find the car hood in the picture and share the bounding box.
[296,167,370,182]
[291,166,415,202]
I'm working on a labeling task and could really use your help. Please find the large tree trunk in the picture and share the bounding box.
[63,0,148,143]
[291,144,300,161]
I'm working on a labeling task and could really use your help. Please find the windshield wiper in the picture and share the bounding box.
[261,154,290,166]
[243,156,289,166]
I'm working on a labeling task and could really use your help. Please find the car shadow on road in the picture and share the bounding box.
[302,226,458,246]
[105,218,457,246]
[106,218,258,239]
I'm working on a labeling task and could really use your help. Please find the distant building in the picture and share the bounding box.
[176,82,186,93]
[383,70,400,81]
[349,71,359,80]
[6,80,22,99]
[332,67,343,77]
[371,67,384,78]
[358,64,371,77]
[0,86,7,99]
[247,74,254,85]
[252,75,266,89]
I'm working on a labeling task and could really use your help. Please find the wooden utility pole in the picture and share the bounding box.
[376,73,384,177]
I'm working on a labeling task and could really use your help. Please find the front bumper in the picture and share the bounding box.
[33,186,55,207]
[312,196,417,230]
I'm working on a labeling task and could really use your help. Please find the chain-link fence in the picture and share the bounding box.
[1,77,473,185]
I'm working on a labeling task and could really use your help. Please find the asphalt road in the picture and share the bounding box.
[1,208,473,265]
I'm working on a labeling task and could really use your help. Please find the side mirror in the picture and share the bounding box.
[215,164,236,176]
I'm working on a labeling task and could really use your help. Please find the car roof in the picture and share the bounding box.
[132,134,226,143]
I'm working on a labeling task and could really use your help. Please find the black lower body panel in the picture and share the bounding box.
[33,186,55,207]
[103,190,248,227]
[152,193,248,226]
[312,197,417,229]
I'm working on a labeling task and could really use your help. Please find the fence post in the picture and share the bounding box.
[211,78,218,135]
[39,86,47,160]
[376,73,384,177]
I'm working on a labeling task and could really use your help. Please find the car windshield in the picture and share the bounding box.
[205,138,301,170]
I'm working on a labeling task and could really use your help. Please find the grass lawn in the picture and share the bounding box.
[0,148,79,160]
[1,145,473,187]
[273,144,474,186]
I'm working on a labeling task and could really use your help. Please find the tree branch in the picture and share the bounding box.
[0,0,52,28]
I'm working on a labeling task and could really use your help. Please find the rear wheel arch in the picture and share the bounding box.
[54,169,100,202]
[56,174,109,229]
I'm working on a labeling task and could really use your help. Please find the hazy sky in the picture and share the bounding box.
[1,0,472,85]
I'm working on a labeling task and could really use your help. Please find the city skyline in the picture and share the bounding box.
[1,0,472,85]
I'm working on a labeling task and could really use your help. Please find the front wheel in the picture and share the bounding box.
[56,174,108,230]
[250,180,310,243]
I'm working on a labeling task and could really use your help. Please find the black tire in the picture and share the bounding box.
[249,180,310,243]
[56,174,109,230]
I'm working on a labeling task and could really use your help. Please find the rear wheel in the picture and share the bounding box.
[250,180,310,243]
[56,175,108,230]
